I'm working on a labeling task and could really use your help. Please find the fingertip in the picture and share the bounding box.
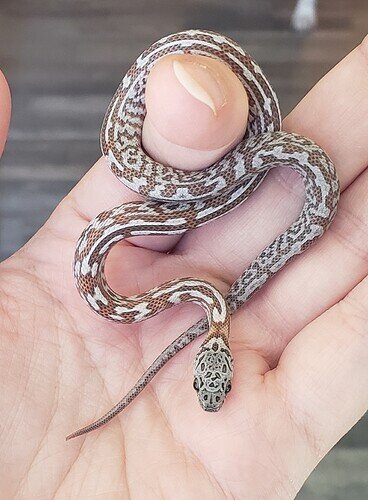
[142,54,249,171]
[0,69,11,157]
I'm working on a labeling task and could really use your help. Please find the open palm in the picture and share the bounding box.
[1,38,368,499]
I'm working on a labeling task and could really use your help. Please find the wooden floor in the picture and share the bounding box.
[0,1,367,497]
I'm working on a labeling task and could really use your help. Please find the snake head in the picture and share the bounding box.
[193,336,233,412]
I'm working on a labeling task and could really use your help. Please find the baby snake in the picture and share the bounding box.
[67,30,339,440]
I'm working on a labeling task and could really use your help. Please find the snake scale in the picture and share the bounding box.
[66,30,339,440]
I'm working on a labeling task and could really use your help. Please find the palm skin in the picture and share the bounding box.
[1,39,368,499]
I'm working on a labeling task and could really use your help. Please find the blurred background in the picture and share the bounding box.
[0,0,367,497]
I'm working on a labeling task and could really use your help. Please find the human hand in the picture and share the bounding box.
[0,38,367,498]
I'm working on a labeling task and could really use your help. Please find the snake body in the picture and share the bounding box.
[67,30,339,440]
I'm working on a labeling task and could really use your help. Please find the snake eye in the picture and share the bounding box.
[193,378,199,391]
[225,382,232,394]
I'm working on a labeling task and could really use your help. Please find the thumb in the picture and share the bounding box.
[58,54,249,253]
[143,53,249,171]
[130,53,249,251]
[0,70,11,158]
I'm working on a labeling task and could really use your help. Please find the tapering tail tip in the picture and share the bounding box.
[65,430,83,441]
[65,433,75,441]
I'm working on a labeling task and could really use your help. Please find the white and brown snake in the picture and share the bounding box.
[66,30,339,440]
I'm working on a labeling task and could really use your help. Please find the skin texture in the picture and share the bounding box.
[0,37,368,498]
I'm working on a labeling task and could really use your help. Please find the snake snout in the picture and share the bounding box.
[199,395,224,412]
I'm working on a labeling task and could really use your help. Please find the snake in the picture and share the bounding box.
[66,30,339,440]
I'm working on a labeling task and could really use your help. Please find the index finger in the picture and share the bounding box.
[180,36,368,279]
[284,35,368,188]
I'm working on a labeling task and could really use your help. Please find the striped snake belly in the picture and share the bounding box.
[68,30,339,440]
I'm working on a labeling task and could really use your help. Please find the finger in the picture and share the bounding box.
[142,54,248,170]
[131,53,249,250]
[230,166,368,364]
[283,36,368,188]
[55,53,248,251]
[272,273,368,470]
[0,70,11,157]
[180,36,368,269]
[174,36,368,353]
